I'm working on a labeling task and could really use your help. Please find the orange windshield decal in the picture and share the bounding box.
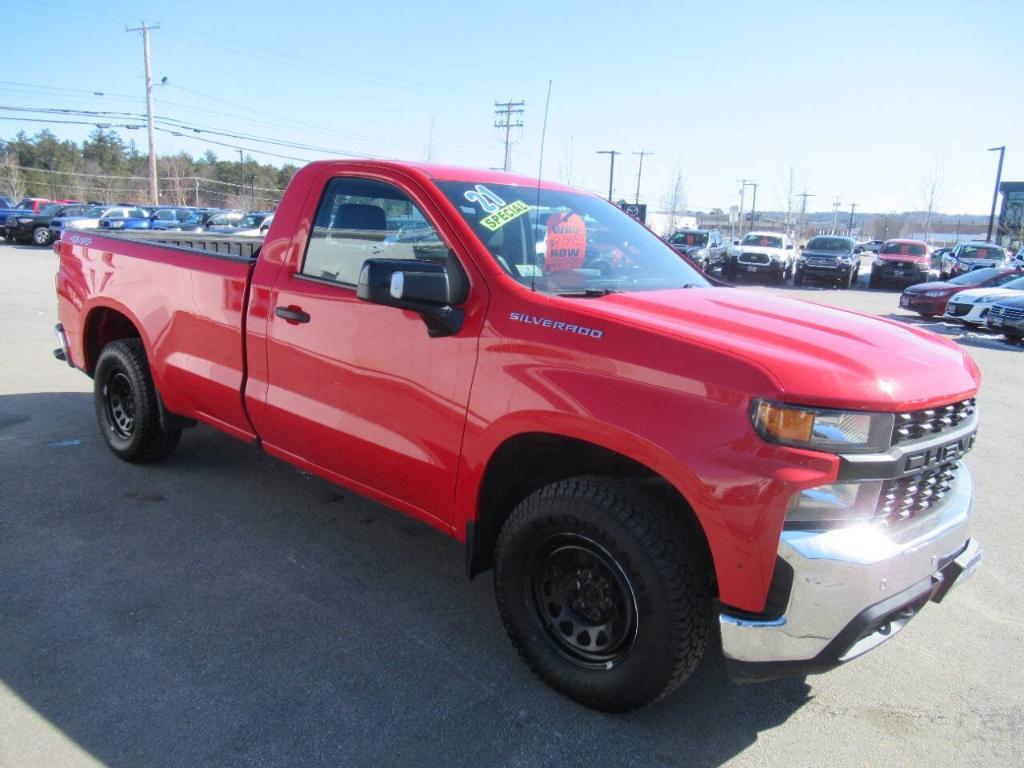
[545,212,586,273]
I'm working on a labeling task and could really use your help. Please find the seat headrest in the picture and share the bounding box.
[335,203,387,232]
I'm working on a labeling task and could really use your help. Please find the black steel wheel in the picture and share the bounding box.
[494,476,711,712]
[94,338,181,463]
[527,533,638,668]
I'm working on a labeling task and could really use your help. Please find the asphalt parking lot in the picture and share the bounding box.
[1,242,1021,768]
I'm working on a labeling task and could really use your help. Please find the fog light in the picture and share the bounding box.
[786,481,883,527]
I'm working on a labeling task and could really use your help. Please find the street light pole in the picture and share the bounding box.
[597,150,620,202]
[986,146,1005,242]
[737,179,750,240]
[848,202,858,234]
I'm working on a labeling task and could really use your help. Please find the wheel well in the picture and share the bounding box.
[467,433,710,579]
[83,307,141,375]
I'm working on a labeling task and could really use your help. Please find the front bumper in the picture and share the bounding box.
[875,264,927,285]
[900,293,949,315]
[720,462,978,680]
[987,314,1024,337]
[734,259,784,276]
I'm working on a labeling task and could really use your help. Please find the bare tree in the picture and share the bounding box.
[778,156,800,236]
[0,153,25,202]
[661,163,687,236]
[424,115,439,163]
[920,153,950,244]
[558,137,577,186]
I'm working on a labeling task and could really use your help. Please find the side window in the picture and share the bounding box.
[301,177,449,286]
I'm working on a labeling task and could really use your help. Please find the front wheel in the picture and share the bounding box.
[494,477,711,712]
[94,338,181,463]
[32,226,51,246]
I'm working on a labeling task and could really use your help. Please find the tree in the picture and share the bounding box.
[661,163,687,236]
[424,115,439,163]
[558,137,577,186]
[0,152,25,201]
[919,153,950,244]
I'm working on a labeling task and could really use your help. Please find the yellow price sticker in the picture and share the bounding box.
[480,200,530,231]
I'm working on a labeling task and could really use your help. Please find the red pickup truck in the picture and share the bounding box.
[55,160,982,711]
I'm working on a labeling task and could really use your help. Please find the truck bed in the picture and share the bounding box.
[83,230,264,260]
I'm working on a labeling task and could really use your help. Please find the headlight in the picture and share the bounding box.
[751,399,894,453]
[787,480,883,526]
[923,290,947,297]
[17,217,33,223]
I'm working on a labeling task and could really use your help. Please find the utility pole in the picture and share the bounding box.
[848,202,858,234]
[238,149,244,206]
[737,179,751,238]
[797,192,814,239]
[746,182,759,233]
[632,150,652,205]
[194,178,199,207]
[126,21,160,206]
[986,145,1005,242]
[831,197,841,232]
[250,174,256,209]
[493,100,525,172]
[597,150,620,201]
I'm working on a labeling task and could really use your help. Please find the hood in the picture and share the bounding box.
[586,288,979,410]
[801,248,851,258]
[670,244,706,255]
[878,252,927,264]
[954,287,1021,303]
[736,245,784,256]
[904,280,962,295]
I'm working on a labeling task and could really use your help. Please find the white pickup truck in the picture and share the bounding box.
[724,231,796,283]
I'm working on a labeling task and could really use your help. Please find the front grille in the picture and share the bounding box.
[946,303,971,317]
[892,398,975,445]
[739,252,770,265]
[990,304,1024,320]
[877,462,958,522]
[806,256,838,267]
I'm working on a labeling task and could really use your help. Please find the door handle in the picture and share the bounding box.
[275,305,311,324]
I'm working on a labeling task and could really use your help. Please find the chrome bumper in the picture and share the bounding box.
[720,463,979,679]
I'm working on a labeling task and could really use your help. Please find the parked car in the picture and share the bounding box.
[723,231,795,283]
[868,239,930,288]
[234,213,274,237]
[985,294,1024,340]
[793,235,859,288]
[899,266,1024,316]
[3,203,91,245]
[148,207,201,231]
[49,205,116,240]
[941,275,1024,325]
[854,239,884,255]
[207,211,272,235]
[666,229,726,272]
[16,197,52,213]
[0,196,13,209]
[174,209,225,232]
[97,207,151,231]
[940,241,1008,279]
[54,159,982,710]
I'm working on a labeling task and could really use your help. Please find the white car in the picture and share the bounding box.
[724,231,796,283]
[942,275,1024,325]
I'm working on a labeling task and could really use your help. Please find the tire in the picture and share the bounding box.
[494,477,711,712]
[793,270,804,286]
[869,270,880,289]
[94,338,181,463]
[32,226,50,246]
[724,263,736,281]
[842,268,854,289]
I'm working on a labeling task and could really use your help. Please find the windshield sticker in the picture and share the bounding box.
[480,200,530,231]
[463,185,506,213]
[514,263,542,277]
[545,212,586,272]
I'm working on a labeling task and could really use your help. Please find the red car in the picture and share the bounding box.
[54,159,982,710]
[869,239,931,287]
[900,266,1024,316]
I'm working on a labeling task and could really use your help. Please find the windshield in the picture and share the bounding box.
[997,276,1024,290]
[436,181,709,294]
[240,214,266,228]
[84,206,106,217]
[740,234,783,248]
[40,204,61,216]
[806,237,853,252]
[948,268,1000,285]
[882,242,926,256]
[669,231,709,247]
[960,245,1003,260]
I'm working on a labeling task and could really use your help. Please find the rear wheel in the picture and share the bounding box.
[869,270,881,289]
[494,477,711,712]
[793,269,804,286]
[94,338,181,463]
[32,226,50,246]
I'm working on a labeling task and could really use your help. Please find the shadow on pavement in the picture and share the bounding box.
[0,391,810,768]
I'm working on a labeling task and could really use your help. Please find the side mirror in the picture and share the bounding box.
[357,258,463,336]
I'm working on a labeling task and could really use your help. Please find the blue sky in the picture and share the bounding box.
[2,0,1020,214]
